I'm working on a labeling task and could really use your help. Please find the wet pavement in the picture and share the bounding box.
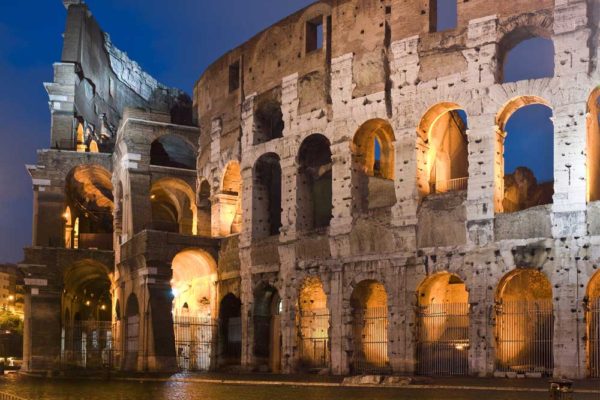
[0,373,599,400]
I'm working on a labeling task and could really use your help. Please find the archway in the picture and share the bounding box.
[253,284,282,372]
[350,280,389,374]
[495,269,553,375]
[496,97,554,213]
[297,134,333,231]
[297,277,330,371]
[417,103,469,197]
[254,101,284,145]
[352,119,396,211]
[499,30,554,83]
[150,178,197,234]
[587,89,600,202]
[218,293,242,366]
[61,260,112,369]
[586,270,600,377]
[124,293,140,371]
[171,249,218,371]
[415,272,469,376]
[252,153,282,239]
[150,135,196,169]
[217,161,242,236]
[64,165,114,250]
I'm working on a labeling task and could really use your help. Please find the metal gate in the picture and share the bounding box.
[416,303,469,376]
[589,297,600,377]
[298,308,330,369]
[61,321,113,369]
[495,300,554,375]
[125,315,139,370]
[173,315,216,371]
[351,306,390,374]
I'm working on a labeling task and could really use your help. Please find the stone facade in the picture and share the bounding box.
[19,0,600,380]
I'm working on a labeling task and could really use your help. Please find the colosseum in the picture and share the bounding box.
[18,0,600,380]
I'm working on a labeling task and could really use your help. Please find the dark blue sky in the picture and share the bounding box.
[0,2,554,263]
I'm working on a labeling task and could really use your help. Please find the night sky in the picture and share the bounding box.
[0,2,554,263]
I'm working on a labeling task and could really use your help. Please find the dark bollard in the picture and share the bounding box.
[549,379,574,400]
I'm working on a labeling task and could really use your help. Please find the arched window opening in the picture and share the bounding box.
[587,271,600,377]
[150,135,196,169]
[217,162,243,236]
[500,31,554,83]
[254,101,284,145]
[253,285,282,372]
[64,165,114,250]
[417,104,469,197]
[171,249,218,372]
[297,277,330,371]
[125,293,140,371]
[415,272,469,376]
[498,99,554,213]
[150,178,197,234]
[218,294,242,366]
[350,280,389,374]
[197,180,212,237]
[352,119,396,211]
[495,269,553,376]
[297,134,333,232]
[252,153,282,239]
[587,90,600,202]
[61,260,112,369]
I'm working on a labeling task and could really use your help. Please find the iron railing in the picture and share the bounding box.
[416,302,470,376]
[430,177,468,194]
[0,392,28,400]
[298,308,330,369]
[588,297,600,377]
[495,300,554,375]
[351,306,390,374]
[61,320,113,369]
[173,315,217,371]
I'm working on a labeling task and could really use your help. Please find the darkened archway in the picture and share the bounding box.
[253,284,282,373]
[499,29,554,83]
[218,293,242,367]
[252,153,282,239]
[297,134,333,231]
[150,135,196,169]
[254,101,284,145]
[124,293,140,371]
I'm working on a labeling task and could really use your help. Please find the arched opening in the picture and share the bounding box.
[253,284,282,372]
[61,259,112,369]
[352,119,396,212]
[587,89,600,202]
[297,277,330,371]
[150,178,197,234]
[254,101,284,145]
[64,165,114,250]
[124,293,140,371]
[499,29,554,83]
[495,269,553,375]
[217,161,243,236]
[218,293,242,367]
[586,270,600,377]
[417,103,469,197]
[197,180,212,237]
[150,135,196,169]
[415,272,469,376]
[171,249,218,371]
[297,134,333,231]
[496,97,554,213]
[350,280,389,374]
[252,153,282,240]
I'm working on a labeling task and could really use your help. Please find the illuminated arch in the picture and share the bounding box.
[587,88,600,202]
[297,276,330,369]
[150,177,197,235]
[217,161,242,236]
[352,119,395,180]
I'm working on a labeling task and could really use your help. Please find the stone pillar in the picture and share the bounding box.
[279,157,298,242]
[553,0,591,78]
[278,244,296,373]
[238,250,253,370]
[467,258,492,376]
[240,94,256,153]
[462,15,498,86]
[328,267,345,375]
[44,62,77,150]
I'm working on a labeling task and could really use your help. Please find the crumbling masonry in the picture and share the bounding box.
[19,0,600,379]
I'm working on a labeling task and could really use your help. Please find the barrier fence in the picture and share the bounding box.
[298,308,330,369]
[351,307,390,374]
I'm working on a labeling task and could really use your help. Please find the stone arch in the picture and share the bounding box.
[124,293,140,370]
[150,177,197,234]
[253,283,282,372]
[150,134,196,169]
[417,103,469,197]
[216,161,242,236]
[586,269,600,377]
[495,96,554,213]
[64,165,114,250]
[297,134,333,231]
[494,269,553,375]
[415,272,469,376]
[587,88,600,202]
[297,276,330,370]
[254,100,284,145]
[349,279,389,374]
[252,153,282,239]
[218,293,242,366]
